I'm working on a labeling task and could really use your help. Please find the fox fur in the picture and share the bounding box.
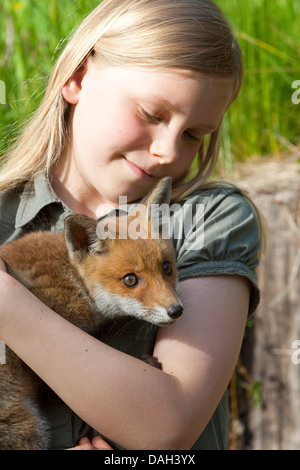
[0,177,183,450]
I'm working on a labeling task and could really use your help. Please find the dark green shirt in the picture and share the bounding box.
[0,174,260,450]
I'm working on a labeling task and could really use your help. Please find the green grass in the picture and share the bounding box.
[0,0,100,153]
[0,0,299,164]
[215,0,300,169]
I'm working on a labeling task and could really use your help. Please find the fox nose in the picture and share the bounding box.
[167,304,183,320]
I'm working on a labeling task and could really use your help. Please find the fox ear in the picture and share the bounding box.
[142,177,172,211]
[64,215,106,261]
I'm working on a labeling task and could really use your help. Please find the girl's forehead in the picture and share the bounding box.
[126,67,234,108]
[87,60,235,98]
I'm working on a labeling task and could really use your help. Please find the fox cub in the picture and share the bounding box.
[0,177,183,450]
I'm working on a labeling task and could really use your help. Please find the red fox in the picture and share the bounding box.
[0,177,183,450]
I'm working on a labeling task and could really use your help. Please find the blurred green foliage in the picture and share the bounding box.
[215,0,300,169]
[0,0,100,153]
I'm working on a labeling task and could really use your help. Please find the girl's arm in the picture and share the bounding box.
[0,260,248,450]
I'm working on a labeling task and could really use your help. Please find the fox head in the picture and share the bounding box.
[64,177,183,326]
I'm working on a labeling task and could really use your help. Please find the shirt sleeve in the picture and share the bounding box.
[170,185,261,315]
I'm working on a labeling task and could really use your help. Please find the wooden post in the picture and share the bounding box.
[231,157,300,449]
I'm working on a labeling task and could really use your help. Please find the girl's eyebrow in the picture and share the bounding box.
[144,94,173,111]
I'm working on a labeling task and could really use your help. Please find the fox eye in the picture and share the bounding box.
[163,262,173,276]
[122,273,139,287]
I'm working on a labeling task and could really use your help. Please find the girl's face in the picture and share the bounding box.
[55,59,233,216]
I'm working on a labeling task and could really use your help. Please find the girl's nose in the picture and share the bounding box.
[149,128,180,164]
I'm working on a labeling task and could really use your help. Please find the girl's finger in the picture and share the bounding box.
[92,435,114,450]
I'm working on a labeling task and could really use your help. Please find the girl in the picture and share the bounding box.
[0,0,260,450]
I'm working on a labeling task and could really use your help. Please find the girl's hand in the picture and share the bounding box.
[67,436,113,450]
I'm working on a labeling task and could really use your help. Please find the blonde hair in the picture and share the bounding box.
[0,0,243,200]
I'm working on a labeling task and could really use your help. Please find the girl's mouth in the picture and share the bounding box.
[124,158,155,182]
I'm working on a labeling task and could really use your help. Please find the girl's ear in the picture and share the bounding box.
[62,63,87,105]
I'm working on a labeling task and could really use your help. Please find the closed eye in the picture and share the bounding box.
[138,106,162,124]
[184,130,203,144]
